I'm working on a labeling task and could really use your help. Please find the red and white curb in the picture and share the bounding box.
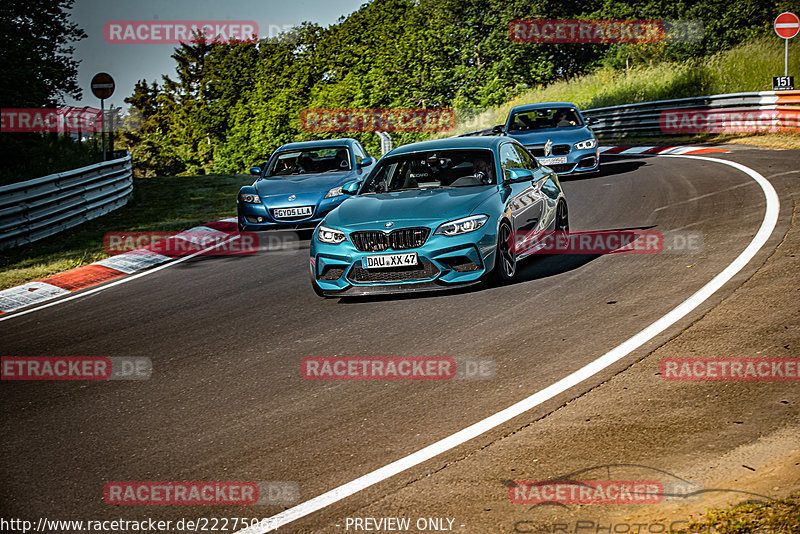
[600,145,731,155]
[0,219,239,315]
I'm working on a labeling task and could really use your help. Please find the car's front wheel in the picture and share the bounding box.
[493,221,517,284]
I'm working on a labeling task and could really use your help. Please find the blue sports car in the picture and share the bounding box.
[499,102,599,176]
[309,136,568,297]
[238,138,375,231]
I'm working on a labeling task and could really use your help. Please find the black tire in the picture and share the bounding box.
[493,221,517,284]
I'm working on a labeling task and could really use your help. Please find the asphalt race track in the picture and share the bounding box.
[0,149,796,532]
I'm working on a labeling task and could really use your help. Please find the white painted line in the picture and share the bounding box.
[619,146,653,154]
[94,249,173,274]
[0,235,241,322]
[220,217,238,223]
[234,155,780,534]
[0,282,71,313]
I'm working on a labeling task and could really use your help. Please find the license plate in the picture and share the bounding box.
[539,157,568,165]
[362,252,418,269]
[274,206,313,218]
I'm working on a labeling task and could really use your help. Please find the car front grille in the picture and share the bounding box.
[348,261,440,283]
[552,144,571,155]
[350,227,430,252]
[529,144,571,157]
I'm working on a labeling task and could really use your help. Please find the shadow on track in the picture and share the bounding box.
[562,158,648,181]
[335,225,657,303]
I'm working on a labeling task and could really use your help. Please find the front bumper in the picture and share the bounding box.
[237,196,346,231]
[310,225,497,296]
[533,146,600,175]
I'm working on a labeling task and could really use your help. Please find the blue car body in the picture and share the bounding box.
[503,101,600,176]
[237,138,375,231]
[309,136,568,297]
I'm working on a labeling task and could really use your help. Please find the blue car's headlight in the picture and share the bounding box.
[317,225,347,244]
[239,193,261,203]
[434,215,489,237]
[324,186,343,199]
[574,139,597,150]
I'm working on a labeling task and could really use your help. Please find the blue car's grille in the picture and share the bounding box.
[350,228,430,252]
[348,261,439,283]
[529,144,570,157]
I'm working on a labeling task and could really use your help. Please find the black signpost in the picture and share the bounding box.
[91,73,115,161]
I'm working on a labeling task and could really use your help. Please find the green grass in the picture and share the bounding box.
[0,174,252,290]
[671,492,800,534]
[450,38,800,136]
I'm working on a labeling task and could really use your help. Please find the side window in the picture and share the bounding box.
[499,143,524,181]
[513,144,539,171]
[353,142,368,164]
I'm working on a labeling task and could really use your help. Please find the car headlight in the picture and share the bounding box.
[239,193,261,204]
[317,225,347,244]
[434,214,489,237]
[574,139,597,150]
[324,186,343,199]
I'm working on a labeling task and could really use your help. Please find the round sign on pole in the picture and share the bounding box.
[774,12,799,39]
[91,72,115,100]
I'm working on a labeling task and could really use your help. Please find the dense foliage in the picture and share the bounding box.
[2,0,796,180]
[0,0,97,184]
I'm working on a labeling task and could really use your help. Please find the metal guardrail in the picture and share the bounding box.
[459,90,800,138]
[0,154,133,250]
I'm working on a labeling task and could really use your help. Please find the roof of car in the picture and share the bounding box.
[276,138,357,151]
[508,102,580,114]
[387,135,512,156]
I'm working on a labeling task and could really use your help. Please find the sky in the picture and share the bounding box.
[66,0,367,108]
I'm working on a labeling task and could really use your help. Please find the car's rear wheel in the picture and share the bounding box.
[493,221,516,284]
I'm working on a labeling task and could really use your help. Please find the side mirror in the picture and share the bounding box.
[342,180,361,195]
[249,166,262,176]
[491,125,505,135]
[357,156,374,168]
[586,117,599,125]
[505,168,534,183]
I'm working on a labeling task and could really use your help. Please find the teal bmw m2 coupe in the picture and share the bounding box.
[309,136,569,297]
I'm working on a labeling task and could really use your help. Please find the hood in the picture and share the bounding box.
[254,171,360,197]
[506,126,594,147]
[325,187,496,229]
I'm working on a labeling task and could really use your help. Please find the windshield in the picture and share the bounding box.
[508,107,583,132]
[360,149,497,194]
[266,146,351,176]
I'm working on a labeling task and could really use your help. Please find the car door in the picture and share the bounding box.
[499,142,544,253]
[514,143,560,233]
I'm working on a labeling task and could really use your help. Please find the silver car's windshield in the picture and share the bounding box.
[266,147,351,177]
[508,107,583,131]
[360,149,496,194]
